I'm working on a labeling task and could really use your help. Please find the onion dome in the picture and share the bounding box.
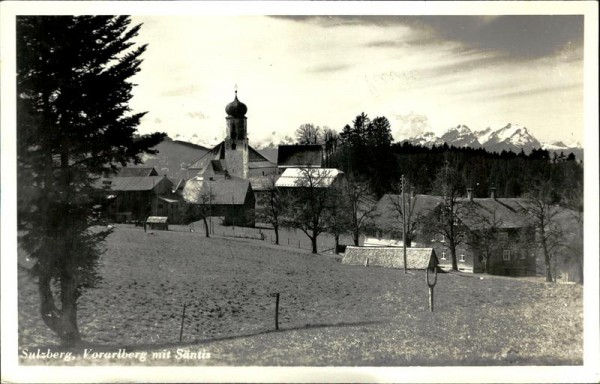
[225,90,247,118]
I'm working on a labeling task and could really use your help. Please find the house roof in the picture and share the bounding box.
[459,198,532,229]
[375,194,534,231]
[342,246,438,269]
[277,144,323,167]
[249,146,272,163]
[182,174,252,205]
[375,194,442,229]
[275,168,342,188]
[118,167,158,177]
[172,179,187,192]
[96,176,171,192]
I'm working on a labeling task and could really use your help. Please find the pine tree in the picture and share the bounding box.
[17,16,165,345]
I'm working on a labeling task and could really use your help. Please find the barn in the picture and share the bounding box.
[342,247,439,270]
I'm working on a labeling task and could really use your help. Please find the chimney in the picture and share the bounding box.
[467,187,473,202]
[490,187,497,200]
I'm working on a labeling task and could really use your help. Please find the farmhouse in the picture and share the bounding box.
[277,144,323,174]
[182,173,255,226]
[371,190,539,276]
[96,173,178,223]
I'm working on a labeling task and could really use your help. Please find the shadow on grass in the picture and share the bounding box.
[23,319,388,354]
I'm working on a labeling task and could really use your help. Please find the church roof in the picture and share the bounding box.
[225,91,247,118]
[187,141,276,173]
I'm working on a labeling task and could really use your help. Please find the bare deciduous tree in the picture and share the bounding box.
[256,175,284,245]
[423,161,469,271]
[345,176,378,246]
[523,179,565,282]
[282,167,334,254]
[295,123,322,145]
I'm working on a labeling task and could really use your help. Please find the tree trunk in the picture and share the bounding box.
[38,269,82,346]
[353,229,359,246]
[541,234,553,282]
[202,217,210,238]
[450,241,458,271]
[334,234,340,254]
[310,229,318,254]
[274,224,279,245]
[60,272,82,346]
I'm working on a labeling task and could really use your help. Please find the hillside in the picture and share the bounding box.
[131,136,210,181]
[18,226,582,366]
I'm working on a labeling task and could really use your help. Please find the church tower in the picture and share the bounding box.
[224,91,249,179]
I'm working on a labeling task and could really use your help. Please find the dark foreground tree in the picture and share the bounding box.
[17,16,165,346]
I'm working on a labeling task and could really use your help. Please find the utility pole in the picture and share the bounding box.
[402,175,407,274]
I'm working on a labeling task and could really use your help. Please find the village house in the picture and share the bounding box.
[96,170,178,223]
[370,189,539,276]
[182,172,255,227]
[276,144,323,174]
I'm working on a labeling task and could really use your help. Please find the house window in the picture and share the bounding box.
[499,232,509,241]
[441,251,447,260]
[503,250,511,261]
[459,254,465,262]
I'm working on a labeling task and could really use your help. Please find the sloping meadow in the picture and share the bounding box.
[18,227,582,366]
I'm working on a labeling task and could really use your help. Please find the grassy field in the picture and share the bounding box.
[17,226,582,366]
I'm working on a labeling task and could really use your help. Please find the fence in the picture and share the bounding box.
[129,221,352,254]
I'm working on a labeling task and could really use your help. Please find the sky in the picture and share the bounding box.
[128,14,584,147]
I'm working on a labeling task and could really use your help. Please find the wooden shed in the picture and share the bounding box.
[146,216,169,231]
[342,247,439,270]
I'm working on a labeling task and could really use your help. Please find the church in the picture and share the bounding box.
[186,91,277,178]
[181,92,278,226]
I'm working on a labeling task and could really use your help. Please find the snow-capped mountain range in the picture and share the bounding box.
[172,123,582,158]
[405,123,582,155]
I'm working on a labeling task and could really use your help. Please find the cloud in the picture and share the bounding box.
[306,63,352,74]
[493,83,582,100]
[188,111,208,120]
[394,112,431,140]
[161,85,199,97]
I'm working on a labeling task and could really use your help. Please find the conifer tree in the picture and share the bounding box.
[17,16,165,345]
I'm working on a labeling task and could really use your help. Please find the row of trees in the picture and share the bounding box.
[255,171,378,254]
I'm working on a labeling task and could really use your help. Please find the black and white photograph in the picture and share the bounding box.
[1,1,598,383]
